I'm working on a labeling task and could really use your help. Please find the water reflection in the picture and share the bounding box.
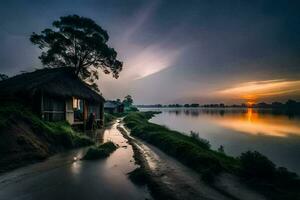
[164,108,300,137]
[142,107,300,173]
[216,108,300,137]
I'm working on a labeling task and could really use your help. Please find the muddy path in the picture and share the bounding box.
[0,121,151,200]
[118,122,267,200]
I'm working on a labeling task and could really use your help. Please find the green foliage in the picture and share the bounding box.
[190,131,211,150]
[239,151,300,183]
[125,106,139,112]
[30,15,122,91]
[0,103,93,148]
[239,151,276,179]
[124,111,300,199]
[0,74,8,81]
[124,112,238,175]
[128,167,148,185]
[123,95,133,107]
[104,112,116,125]
[83,141,117,160]
[239,151,300,199]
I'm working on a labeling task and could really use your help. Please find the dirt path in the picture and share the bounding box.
[118,122,267,200]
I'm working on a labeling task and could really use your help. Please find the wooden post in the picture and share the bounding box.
[101,102,104,127]
[83,100,87,131]
[41,92,44,120]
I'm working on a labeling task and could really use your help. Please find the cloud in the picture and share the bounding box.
[126,44,183,79]
[109,0,185,80]
[216,79,300,101]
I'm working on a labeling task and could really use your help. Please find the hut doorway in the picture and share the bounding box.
[73,98,84,122]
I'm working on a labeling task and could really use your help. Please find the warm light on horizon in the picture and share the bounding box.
[216,79,300,102]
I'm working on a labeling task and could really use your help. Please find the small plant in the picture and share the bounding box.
[128,167,148,185]
[104,113,117,125]
[218,145,225,154]
[190,131,211,150]
[83,142,117,160]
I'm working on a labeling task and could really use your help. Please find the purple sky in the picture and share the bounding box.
[0,0,300,104]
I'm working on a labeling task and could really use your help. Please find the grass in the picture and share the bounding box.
[128,167,148,185]
[124,111,300,200]
[0,103,94,172]
[124,111,239,175]
[83,141,117,160]
[104,113,117,125]
[0,103,94,148]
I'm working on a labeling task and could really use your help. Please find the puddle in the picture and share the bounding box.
[0,120,152,200]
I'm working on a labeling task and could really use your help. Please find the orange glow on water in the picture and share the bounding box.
[215,108,300,137]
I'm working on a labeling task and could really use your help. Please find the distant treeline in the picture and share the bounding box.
[137,99,300,110]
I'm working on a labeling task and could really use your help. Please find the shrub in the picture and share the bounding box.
[83,141,117,160]
[104,113,116,125]
[239,151,276,179]
[190,131,211,150]
[128,167,148,185]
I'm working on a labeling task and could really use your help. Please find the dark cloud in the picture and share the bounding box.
[0,0,299,103]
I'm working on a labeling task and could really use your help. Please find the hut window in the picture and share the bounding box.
[73,98,81,109]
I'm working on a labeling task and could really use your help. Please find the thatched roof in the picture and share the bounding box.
[0,67,105,102]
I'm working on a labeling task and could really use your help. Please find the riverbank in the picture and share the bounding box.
[123,111,300,200]
[0,104,93,173]
[119,121,268,200]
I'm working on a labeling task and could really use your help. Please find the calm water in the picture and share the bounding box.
[140,107,300,174]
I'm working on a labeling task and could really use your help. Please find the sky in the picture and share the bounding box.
[0,0,300,104]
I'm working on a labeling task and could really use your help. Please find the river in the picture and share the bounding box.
[140,107,300,174]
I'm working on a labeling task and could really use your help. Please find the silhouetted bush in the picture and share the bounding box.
[190,131,211,150]
[128,167,148,185]
[239,151,276,179]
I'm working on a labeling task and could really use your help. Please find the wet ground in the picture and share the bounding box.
[0,119,267,200]
[0,121,151,200]
[119,123,267,200]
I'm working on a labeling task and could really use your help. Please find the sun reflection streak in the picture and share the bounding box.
[215,109,300,137]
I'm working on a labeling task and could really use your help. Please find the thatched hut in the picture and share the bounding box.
[0,67,105,128]
[104,100,124,114]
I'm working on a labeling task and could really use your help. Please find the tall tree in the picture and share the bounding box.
[30,15,122,91]
[0,74,8,81]
[123,95,133,107]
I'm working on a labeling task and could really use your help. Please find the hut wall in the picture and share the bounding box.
[100,102,104,125]
[88,103,101,119]
[43,96,65,121]
[65,98,74,124]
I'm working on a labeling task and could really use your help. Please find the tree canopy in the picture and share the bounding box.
[123,95,133,107]
[0,74,8,81]
[30,15,122,91]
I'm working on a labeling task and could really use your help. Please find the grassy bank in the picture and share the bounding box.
[104,113,117,126]
[0,103,94,173]
[124,112,238,174]
[124,111,300,200]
